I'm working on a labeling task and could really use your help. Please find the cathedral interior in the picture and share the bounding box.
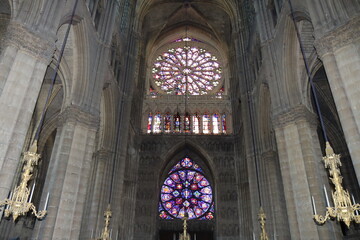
[0,0,360,239]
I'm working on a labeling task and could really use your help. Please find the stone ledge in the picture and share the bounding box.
[57,105,100,129]
[315,17,360,57]
[3,21,55,62]
[272,105,318,129]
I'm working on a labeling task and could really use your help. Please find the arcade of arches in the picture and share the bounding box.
[0,0,360,239]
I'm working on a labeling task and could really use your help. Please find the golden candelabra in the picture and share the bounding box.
[258,207,269,240]
[0,141,48,221]
[179,213,190,240]
[313,142,360,228]
[93,204,112,240]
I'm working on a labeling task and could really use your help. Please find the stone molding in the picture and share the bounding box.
[2,21,55,62]
[314,17,360,57]
[93,148,114,163]
[57,105,100,129]
[272,105,318,129]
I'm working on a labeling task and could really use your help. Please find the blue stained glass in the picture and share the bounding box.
[159,156,214,220]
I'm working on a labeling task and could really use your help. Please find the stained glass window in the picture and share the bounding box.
[152,46,222,95]
[164,114,171,133]
[184,112,191,133]
[147,113,152,133]
[174,113,181,132]
[154,113,162,133]
[192,115,200,134]
[212,114,220,134]
[202,115,210,134]
[159,157,215,220]
[222,114,226,133]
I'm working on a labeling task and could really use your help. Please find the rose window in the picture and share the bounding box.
[152,46,222,95]
[159,157,214,220]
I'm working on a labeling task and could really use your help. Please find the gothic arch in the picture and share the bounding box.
[99,86,117,150]
[159,141,215,185]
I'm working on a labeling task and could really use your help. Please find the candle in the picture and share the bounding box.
[253,231,256,240]
[351,194,359,215]
[44,192,49,210]
[6,192,13,209]
[91,229,93,238]
[194,233,197,240]
[29,183,35,203]
[312,196,317,215]
[323,185,330,207]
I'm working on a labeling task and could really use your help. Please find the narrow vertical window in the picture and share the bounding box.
[174,112,181,133]
[212,114,220,134]
[202,114,210,134]
[164,114,171,133]
[222,114,226,133]
[147,113,153,133]
[153,113,162,133]
[184,112,191,133]
[192,115,200,134]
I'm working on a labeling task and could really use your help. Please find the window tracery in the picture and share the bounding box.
[159,157,214,220]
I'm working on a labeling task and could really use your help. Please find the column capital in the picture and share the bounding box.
[58,105,100,129]
[272,105,318,129]
[3,21,56,62]
[315,17,360,57]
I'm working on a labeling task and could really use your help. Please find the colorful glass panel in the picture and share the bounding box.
[173,113,181,132]
[164,114,171,133]
[152,46,222,95]
[159,157,214,220]
[222,114,226,133]
[184,113,191,133]
[147,113,152,133]
[202,115,210,134]
[153,113,162,133]
[212,114,220,134]
[192,115,200,134]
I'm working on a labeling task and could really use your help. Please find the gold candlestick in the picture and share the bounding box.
[258,207,269,240]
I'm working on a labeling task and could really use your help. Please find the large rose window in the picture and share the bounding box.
[152,46,222,95]
[159,157,214,220]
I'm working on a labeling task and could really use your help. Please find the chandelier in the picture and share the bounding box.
[0,0,79,222]
[287,0,360,228]
[0,141,48,221]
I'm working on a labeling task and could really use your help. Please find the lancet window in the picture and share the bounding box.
[146,112,227,134]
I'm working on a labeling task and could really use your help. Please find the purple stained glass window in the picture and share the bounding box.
[159,157,214,220]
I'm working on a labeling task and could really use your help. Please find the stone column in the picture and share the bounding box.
[315,17,360,184]
[80,148,113,239]
[32,106,98,239]
[0,22,54,204]
[273,105,342,239]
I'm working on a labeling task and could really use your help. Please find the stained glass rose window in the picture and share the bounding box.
[159,157,214,220]
[152,46,222,95]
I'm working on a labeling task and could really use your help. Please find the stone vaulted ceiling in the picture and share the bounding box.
[139,0,234,46]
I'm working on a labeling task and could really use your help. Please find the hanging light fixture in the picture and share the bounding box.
[0,0,79,221]
[287,0,360,228]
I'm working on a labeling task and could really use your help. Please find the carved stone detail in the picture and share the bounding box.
[272,105,318,129]
[315,17,360,57]
[57,105,100,128]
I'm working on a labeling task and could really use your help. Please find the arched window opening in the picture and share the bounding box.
[159,157,214,220]
[184,112,191,133]
[222,114,227,134]
[147,113,153,133]
[212,114,220,134]
[174,112,181,132]
[164,113,171,133]
[153,113,162,133]
[192,115,200,134]
[202,114,210,134]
